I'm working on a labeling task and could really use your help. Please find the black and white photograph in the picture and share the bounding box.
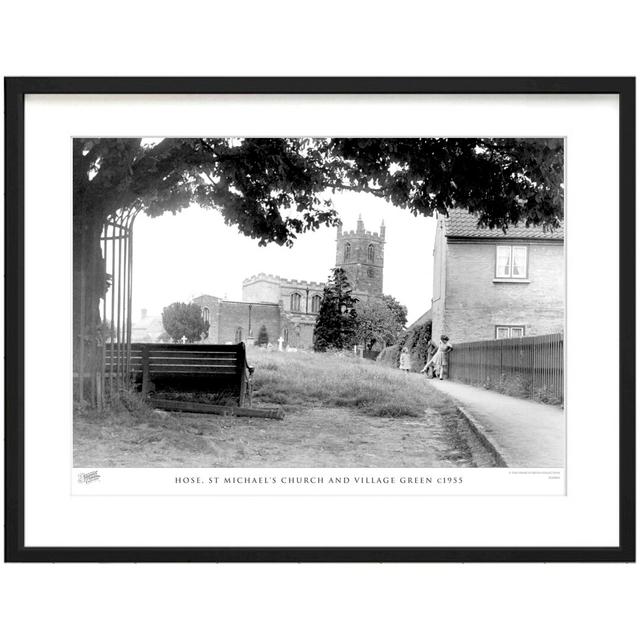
[73,136,565,474]
[7,75,632,562]
[2,3,637,637]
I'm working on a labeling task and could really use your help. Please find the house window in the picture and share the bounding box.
[344,242,351,261]
[311,294,322,313]
[202,306,210,323]
[495,325,525,339]
[290,292,301,312]
[367,244,375,262]
[234,326,243,342]
[495,245,528,279]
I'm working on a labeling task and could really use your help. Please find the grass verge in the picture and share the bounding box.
[249,348,458,418]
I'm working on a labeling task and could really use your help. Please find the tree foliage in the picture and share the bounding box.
[354,298,405,350]
[327,138,563,231]
[257,325,269,347]
[377,320,433,371]
[313,268,359,351]
[380,294,408,329]
[402,320,434,371]
[74,137,563,250]
[74,137,563,401]
[161,302,209,343]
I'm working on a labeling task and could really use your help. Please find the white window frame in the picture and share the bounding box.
[495,325,526,339]
[495,244,528,279]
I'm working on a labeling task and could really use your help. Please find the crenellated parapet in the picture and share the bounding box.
[242,272,281,284]
[336,217,386,242]
[338,231,384,242]
[243,273,326,290]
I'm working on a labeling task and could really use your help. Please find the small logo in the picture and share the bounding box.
[78,470,101,484]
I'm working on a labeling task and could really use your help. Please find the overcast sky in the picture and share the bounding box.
[131,190,437,325]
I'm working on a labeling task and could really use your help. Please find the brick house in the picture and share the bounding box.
[430,209,564,343]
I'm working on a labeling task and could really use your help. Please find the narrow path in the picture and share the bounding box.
[426,379,565,467]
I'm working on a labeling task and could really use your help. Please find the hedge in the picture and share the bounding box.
[377,320,432,372]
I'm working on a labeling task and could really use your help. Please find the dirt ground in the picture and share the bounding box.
[74,350,500,468]
[74,402,486,468]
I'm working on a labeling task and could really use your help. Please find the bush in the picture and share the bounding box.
[256,325,269,347]
[377,344,402,368]
[162,301,209,343]
[377,320,432,372]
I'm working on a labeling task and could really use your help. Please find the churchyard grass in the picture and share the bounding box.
[250,348,457,418]
[74,348,483,467]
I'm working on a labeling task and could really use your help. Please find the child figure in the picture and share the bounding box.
[399,347,411,372]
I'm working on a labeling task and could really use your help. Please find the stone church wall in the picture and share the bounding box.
[335,219,385,298]
[194,218,387,349]
[191,294,222,342]
[216,300,282,345]
[282,313,316,349]
[242,274,282,304]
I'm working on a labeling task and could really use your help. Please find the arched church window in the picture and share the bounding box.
[344,242,351,260]
[202,307,210,323]
[367,244,375,262]
[235,326,243,343]
[311,295,322,313]
[290,292,301,312]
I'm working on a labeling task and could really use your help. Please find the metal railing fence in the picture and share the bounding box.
[448,333,564,404]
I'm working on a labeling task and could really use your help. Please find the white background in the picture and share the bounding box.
[1,1,638,639]
[25,93,607,546]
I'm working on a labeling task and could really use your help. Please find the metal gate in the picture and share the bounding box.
[98,207,141,405]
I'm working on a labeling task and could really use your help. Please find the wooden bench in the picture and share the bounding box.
[105,342,254,407]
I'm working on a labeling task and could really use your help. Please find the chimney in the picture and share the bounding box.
[356,213,365,233]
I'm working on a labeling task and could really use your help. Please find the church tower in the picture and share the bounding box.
[335,216,385,299]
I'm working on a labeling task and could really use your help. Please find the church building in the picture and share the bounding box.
[192,217,386,349]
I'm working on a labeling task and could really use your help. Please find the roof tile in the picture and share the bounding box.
[443,209,564,240]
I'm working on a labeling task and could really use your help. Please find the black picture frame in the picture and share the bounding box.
[4,77,635,563]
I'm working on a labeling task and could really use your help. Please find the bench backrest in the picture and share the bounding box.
[105,342,247,379]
